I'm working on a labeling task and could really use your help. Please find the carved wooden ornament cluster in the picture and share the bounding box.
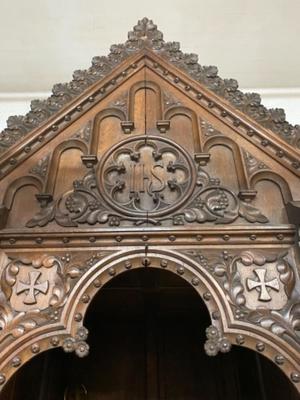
[0,17,300,393]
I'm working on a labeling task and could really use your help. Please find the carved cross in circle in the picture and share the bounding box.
[246,268,280,302]
[16,271,49,305]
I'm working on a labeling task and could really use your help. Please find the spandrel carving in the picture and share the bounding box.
[184,249,300,348]
[0,251,109,343]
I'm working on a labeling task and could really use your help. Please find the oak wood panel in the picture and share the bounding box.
[0,23,299,396]
[6,185,39,228]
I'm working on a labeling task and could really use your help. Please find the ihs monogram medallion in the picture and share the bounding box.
[98,136,196,217]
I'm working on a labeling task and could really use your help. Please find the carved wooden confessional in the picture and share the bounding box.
[0,17,300,399]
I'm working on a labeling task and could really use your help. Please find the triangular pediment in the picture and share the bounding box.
[0,18,299,172]
[0,17,299,235]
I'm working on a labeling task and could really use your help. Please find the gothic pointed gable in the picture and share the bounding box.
[0,18,300,394]
[0,18,299,175]
[1,18,300,151]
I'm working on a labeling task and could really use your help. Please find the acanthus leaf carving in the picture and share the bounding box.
[0,255,68,339]
[27,169,117,228]
[238,201,269,223]
[172,166,268,225]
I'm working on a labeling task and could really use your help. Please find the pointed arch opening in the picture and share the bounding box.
[1,266,299,400]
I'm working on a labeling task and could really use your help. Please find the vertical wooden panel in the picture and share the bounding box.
[205,146,240,193]
[6,185,39,228]
[134,89,146,133]
[134,88,157,133]
[80,320,146,400]
[168,115,194,152]
[253,180,288,224]
[97,117,124,156]
[145,89,158,132]
[53,149,85,198]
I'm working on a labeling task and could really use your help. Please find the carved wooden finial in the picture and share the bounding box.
[127,17,164,47]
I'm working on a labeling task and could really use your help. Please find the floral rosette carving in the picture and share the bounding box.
[204,325,231,356]
[62,326,90,358]
[62,327,90,358]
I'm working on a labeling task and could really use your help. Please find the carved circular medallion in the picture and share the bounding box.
[98,136,196,217]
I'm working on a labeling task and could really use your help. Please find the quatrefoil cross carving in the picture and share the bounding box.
[16,271,49,305]
[246,268,280,302]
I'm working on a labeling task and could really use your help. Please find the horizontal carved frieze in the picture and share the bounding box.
[0,228,295,250]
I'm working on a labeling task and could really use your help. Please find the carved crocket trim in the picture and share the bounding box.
[0,17,299,155]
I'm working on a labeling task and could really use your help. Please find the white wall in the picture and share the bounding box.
[0,93,50,131]
[1,1,300,92]
[0,89,299,131]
